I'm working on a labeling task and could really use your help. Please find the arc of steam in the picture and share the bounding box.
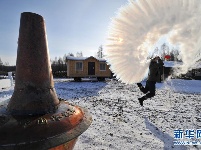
[105,0,201,84]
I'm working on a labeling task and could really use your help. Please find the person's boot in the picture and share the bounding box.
[138,96,147,106]
[138,98,144,106]
[137,83,143,88]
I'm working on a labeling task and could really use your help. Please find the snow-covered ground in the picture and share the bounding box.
[0,78,201,150]
[0,79,12,89]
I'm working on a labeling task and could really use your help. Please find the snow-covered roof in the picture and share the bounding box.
[66,56,106,62]
[66,56,87,61]
[96,58,107,62]
[163,61,183,67]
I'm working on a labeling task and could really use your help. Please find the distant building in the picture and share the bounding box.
[66,56,111,81]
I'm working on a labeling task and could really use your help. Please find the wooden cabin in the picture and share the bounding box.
[66,56,111,81]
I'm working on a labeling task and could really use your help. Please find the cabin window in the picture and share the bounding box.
[76,62,83,71]
[100,63,106,71]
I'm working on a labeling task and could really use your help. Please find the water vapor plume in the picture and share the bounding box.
[105,0,201,84]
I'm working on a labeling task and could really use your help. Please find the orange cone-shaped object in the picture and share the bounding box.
[7,12,59,115]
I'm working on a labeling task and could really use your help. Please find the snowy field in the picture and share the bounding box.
[0,79,12,89]
[0,78,201,150]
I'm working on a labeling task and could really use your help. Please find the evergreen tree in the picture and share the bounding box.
[0,58,3,66]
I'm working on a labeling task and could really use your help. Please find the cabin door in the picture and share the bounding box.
[88,62,95,75]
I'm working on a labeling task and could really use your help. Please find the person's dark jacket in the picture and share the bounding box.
[158,58,164,75]
[147,60,160,82]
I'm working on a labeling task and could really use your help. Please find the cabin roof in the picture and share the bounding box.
[66,56,106,62]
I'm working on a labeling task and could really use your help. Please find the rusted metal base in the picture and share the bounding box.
[0,100,92,150]
[50,138,77,150]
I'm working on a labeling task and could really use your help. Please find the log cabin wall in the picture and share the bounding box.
[67,57,111,78]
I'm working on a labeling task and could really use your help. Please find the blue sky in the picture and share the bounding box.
[0,0,128,65]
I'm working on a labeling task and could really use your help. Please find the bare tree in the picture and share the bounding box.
[170,51,175,61]
[63,54,67,64]
[58,57,63,65]
[68,53,74,57]
[97,45,103,58]
[52,57,58,65]
[150,47,159,59]
[76,51,83,57]
[160,43,170,60]
[51,55,67,78]
[173,49,179,61]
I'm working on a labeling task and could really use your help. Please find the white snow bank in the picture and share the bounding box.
[0,79,12,89]
[0,78,200,150]
[163,61,183,68]
[165,79,201,94]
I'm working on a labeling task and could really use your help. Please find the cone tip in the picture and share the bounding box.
[21,12,43,19]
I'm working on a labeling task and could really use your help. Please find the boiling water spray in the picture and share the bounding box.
[105,0,201,84]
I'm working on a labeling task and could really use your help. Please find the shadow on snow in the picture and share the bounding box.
[144,117,187,150]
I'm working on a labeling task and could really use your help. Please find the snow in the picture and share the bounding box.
[163,61,183,68]
[66,56,88,61]
[0,78,201,149]
[165,79,201,94]
[0,79,12,89]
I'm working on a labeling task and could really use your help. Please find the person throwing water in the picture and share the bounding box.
[137,56,163,106]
